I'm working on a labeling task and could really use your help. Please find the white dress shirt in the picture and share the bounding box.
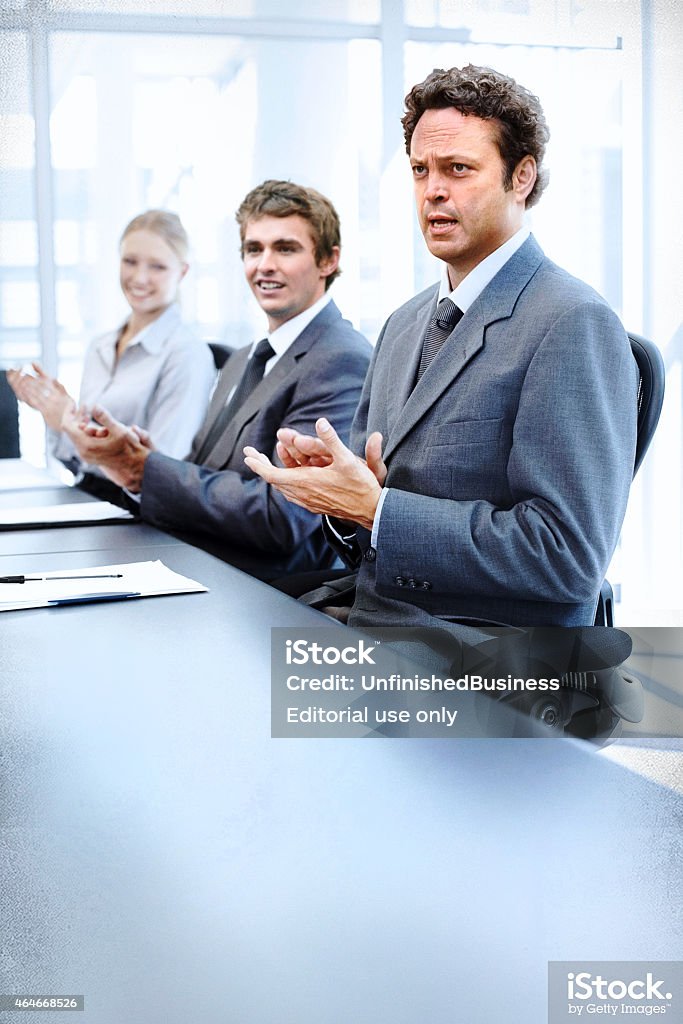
[437,225,530,308]
[220,291,334,409]
[257,290,333,371]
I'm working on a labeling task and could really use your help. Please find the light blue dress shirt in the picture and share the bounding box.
[52,303,215,474]
[371,226,531,545]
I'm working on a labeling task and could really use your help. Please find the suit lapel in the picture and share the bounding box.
[200,301,342,466]
[191,346,250,460]
[386,287,438,438]
[382,236,545,463]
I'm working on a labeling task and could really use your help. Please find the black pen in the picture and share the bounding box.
[0,573,125,584]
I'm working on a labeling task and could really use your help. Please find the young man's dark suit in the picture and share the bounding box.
[141,300,370,580]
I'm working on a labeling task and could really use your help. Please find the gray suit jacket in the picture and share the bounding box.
[340,235,638,628]
[140,301,371,580]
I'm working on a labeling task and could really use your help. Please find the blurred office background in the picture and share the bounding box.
[0,0,680,623]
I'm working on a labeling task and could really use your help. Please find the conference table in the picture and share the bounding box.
[0,463,681,1023]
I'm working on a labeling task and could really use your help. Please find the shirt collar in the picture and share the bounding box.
[256,290,332,358]
[438,225,531,311]
[128,303,181,354]
[96,303,181,361]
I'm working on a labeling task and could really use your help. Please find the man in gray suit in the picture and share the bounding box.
[245,67,638,627]
[64,180,371,580]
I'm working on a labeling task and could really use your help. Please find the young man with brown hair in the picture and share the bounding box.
[65,180,371,581]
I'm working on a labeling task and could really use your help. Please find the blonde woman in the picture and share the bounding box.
[9,210,215,485]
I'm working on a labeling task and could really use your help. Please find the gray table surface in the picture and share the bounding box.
[0,526,681,1021]
[0,464,171,557]
[0,521,182,559]
[0,486,93,511]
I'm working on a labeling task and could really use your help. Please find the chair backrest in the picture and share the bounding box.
[0,370,21,459]
[207,342,235,371]
[628,332,665,476]
[594,332,665,626]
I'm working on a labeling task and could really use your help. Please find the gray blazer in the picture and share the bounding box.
[342,235,638,628]
[140,301,371,580]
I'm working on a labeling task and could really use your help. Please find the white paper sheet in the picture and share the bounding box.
[0,500,134,528]
[0,460,61,492]
[0,560,208,612]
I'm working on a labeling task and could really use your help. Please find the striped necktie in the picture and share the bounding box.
[415,298,463,384]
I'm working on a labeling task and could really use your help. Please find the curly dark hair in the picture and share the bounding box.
[402,65,549,208]
[236,179,341,289]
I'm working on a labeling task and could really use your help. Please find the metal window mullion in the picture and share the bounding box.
[0,6,624,51]
[30,16,58,378]
[404,26,623,51]
[380,0,405,171]
[0,10,381,40]
[640,0,653,338]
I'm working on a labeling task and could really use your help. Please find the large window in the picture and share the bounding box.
[0,0,680,623]
[403,42,625,311]
[0,32,38,361]
[48,30,382,399]
[0,30,43,462]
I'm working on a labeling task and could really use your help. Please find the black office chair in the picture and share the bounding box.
[207,342,234,371]
[594,332,666,626]
[0,370,21,459]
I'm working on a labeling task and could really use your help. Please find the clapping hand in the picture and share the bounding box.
[244,417,386,531]
[7,363,75,432]
[62,404,154,492]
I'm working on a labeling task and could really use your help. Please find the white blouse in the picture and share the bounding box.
[53,304,216,473]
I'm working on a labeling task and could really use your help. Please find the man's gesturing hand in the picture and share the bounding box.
[244,417,386,531]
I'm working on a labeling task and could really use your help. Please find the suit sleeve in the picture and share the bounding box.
[322,325,388,567]
[140,342,369,555]
[373,301,638,605]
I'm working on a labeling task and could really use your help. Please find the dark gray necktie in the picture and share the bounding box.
[415,298,463,384]
[196,338,275,461]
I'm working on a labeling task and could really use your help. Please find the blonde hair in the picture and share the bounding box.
[120,210,189,263]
